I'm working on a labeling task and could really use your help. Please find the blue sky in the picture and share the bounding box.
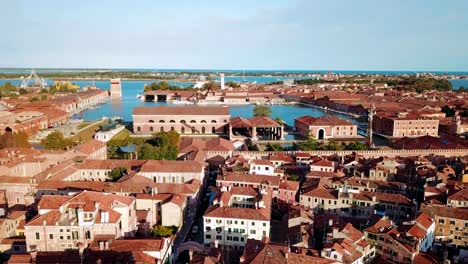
[1,0,467,71]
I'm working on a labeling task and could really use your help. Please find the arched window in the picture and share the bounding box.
[148,120,155,123]
[190,120,196,123]
[171,126,175,131]
[212,127,216,133]
[201,120,207,123]
[160,127,164,132]
[180,120,186,124]
[192,128,195,133]
[202,127,206,133]
[181,127,185,133]
[211,120,217,123]
[170,120,176,123]
[224,120,227,123]
[150,126,154,132]
[137,127,141,132]
[159,120,165,123]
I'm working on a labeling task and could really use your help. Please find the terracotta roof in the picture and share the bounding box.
[279,180,300,191]
[167,194,186,206]
[415,213,434,230]
[302,188,338,200]
[448,188,468,202]
[0,176,34,184]
[296,115,354,126]
[311,159,334,167]
[306,171,342,178]
[230,116,253,128]
[205,206,270,221]
[242,239,336,264]
[341,223,364,242]
[140,160,203,173]
[73,139,106,155]
[269,153,294,163]
[249,116,280,127]
[407,224,427,239]
[219,172,280,186]
[421,204,468,221]
[251,159,272,166]
[133,106,230,116]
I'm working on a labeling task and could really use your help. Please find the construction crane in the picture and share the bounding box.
[19,70,47,89]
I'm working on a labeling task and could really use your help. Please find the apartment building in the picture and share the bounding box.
[421,204,468,247]
[364,217,418,264]
[447,188,468,208]
[217,172,298,203]
[373,112,439,138]
[300,187,415,224]
[24,191,137,252]
[203,186,271,250]
[321,223,375,264]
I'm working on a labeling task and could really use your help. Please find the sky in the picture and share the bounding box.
[1,0,468,71]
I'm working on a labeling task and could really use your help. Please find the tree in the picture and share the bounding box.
[265,143,283,151]
[151,225,177,238]
[29,97,40,102]
[109,167,127,182]
[138,143,159,160]
[344,141,370,150]
[442,105,455,117]
[202,81,221,90]
[0,82,17,97]
[18,88,28,95]
[253,105,272,117]
[289,174,300,181]
[274,117,284,125]
[41,131,74,150]
[295,136,319,151]
[226,81,240,88]
[40,95,48,101]
[145,131,179,159]
[0,131,30,149]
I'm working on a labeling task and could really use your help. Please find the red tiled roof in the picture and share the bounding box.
[140,160,203,173]
[415,213,434,230]
[219,173,280,186]
[204,206,270,221]
[296,115,354,126]
[302,188,338,200]
[448,188,468,202]
[311,159,334,167]
[249,116,280,127]
[73,139,106,155]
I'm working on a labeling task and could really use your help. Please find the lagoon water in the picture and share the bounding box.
[1,78,466,126]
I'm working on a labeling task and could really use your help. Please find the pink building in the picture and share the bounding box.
[132,106,230,135]
[295,115,358,140]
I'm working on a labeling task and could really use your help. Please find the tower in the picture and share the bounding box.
[367,104,375,147]
[220,73,225,90]
[110,78,122,98]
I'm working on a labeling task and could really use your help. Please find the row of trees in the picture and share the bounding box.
[0,82,18,97]
[144,81,188,92]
